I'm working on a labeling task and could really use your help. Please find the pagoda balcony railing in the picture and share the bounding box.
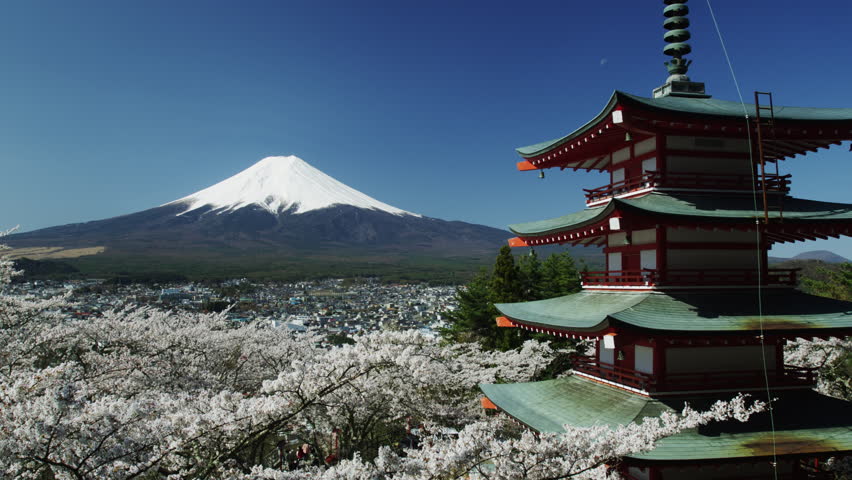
[571,355,655,391]
[580,269,658,287]
[581,268,799,288]
[584,171,791,204]
[571,355,816,393]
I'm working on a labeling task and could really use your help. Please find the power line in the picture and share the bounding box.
[705,1,779,477]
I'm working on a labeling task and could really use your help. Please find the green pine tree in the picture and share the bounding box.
[540,252,581,299]
[443,247,585,354]
[443,269,496,345]
[490,245,525,304]
[489,246,529,350]
[517,249,543,301]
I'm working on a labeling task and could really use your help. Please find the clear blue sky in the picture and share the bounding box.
[1,0,850,259]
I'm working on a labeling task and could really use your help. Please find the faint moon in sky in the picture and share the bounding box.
[600,58,608,66]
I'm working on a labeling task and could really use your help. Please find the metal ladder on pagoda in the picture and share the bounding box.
[753,91,783,223]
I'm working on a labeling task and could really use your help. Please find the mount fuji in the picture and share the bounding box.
[166,155,419,218]
[8,156,513,277]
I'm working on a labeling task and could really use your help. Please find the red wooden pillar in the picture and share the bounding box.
[758,224,769,285]
[656,225,667,284]
[628,136,638,182]
[656,134,666,184]
[762,228,770,283]
[653,337,666,389]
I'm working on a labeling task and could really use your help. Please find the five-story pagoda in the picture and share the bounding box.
[479,2,852,479]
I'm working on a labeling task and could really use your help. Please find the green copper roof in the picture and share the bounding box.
[495,290,852,333]
[622,91,852,122]
[480,376,658,432]
[480,376,852,460]
[508,192,852,236]
[516,93,618,157]
[516,91,852,158]
[509,203,610,236]
[495,291,644,332]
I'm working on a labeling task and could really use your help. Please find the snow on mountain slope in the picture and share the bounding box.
[166,155,420,217]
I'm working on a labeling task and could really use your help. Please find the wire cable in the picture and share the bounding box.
[706,1,779,476]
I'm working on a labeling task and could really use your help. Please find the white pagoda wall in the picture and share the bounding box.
[635,137,656,156]
[666,155,752,175]
[665,135,751,176]
[665,227,760,270]
[667,249,758,269]
[667,228,755,243]
[612,145,631,165]
[606,229,659,271]
[666,135,749,152]
[665,345,776,374]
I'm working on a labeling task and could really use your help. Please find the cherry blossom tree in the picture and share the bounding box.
[242,395,764,480]
[0,242,554,478]
[0,237,764,480]
[786,336,852,400]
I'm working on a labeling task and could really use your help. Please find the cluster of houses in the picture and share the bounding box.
[6,277,458,337]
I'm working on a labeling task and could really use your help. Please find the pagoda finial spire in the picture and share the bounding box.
[663,0,692,82]
[653,0,708,98]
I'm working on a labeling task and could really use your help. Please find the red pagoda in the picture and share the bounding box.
[479,2,852,478]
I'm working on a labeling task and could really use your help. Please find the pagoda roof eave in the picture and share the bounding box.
[496,289,852,334]
[515,91,620,158]
[479,376,852,460]
[515,90,852,161]
[508,192,852,239]
[619,90,852,123]
[508,202,613,237]
[495,291,643,333]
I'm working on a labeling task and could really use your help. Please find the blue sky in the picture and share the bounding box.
[1,0,850,259]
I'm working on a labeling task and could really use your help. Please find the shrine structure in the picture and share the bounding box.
[479,2,852,478]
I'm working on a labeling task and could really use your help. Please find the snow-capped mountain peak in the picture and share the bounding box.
[166,155,420,217]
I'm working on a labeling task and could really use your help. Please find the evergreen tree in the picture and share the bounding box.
[540,252,581,299]
[490,246,525,304]
[517,249,543,301]
[443,269,496,345]
[443,247,584,352]
[488,246,529,350]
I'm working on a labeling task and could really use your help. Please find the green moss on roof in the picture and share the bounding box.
[516,91,852,158]
[508,192,852,237]
[480,376,852,460]
[496,289,852,333]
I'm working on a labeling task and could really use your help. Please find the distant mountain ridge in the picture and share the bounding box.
[8,155,596,279]
[769,250,850,265]
[8,156,506,252]
[790,250,850,263]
